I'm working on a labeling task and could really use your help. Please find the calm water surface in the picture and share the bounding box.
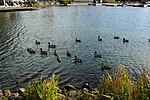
[0,6,150,89]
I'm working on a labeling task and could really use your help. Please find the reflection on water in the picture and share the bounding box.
[0,6,150,89]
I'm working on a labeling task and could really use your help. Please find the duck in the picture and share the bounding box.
[123,38,129,43]
[82,83,93,91]
[94,51,102,58]
[100,63,111,70]
[66,50,71,57]
[148,39,150,42]
[98,36,102,41]
[48,42,56,48]
[74,55,82,63]
[114,35,119,39]
[56,56,61,63]
[35,40,40,45]
[40,48,47,55]
[75,38,81,42]
[27,48,36,54]
[54,50,58,57]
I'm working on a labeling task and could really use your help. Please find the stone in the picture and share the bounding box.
[83,88,89,93]
[86,92,97,99]
[0,89,3,96]
[57,93,66,100]
[65,84,76,91]
[18,88,26,96]
[12,92,19,96]
[0,96,4,100]
[19,88,25,93]
[68,90,77,97]
[67,97,76,100]
[90,88,99,95]
[3,89,11,97]
[8,96,24,100]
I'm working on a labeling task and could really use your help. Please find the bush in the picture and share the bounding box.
[59,0,72,5]
[25,74,61,100]
[98,64,150,100]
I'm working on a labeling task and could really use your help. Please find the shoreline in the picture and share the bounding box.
[0,2,149,12]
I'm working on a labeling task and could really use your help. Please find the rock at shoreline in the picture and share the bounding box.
[3,89,11,97]
[0,89,3,96]
[65,84,76,91]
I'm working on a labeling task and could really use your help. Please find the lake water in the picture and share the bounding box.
[0,6,150,89]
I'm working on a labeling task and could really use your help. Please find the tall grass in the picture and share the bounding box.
[98,64,150,100]
[25,65,149,100]
[25,74,61,100]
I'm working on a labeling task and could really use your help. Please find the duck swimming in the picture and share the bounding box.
[48,42,56,48]
[114,35,119,39]
[94,51,102,58]
[123,38,129,43]
[98,36,102,41]
[35,40,40,45]
[27,48,36,54]
[74,55,82,63]
[54,50,58,57]
[56,56,61,63]
[75,38,81,42]
[66,50,71,57]
[40,48,47,55]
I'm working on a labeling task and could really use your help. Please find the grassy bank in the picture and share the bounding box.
[24,65,149,100]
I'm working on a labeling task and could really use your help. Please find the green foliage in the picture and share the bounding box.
[25,65,150,100]
[25,74,61,100]
[98,64,150,100]
[59,0,72,4]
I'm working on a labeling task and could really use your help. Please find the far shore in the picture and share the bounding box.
[0,2,149,12]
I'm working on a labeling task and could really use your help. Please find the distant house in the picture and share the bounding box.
[73,0,93,2]
[73,0,115,2]
[0,0,27,5]
[103,0,115,2]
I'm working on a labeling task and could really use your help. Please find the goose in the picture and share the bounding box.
[48,42,56,48]
[114,35,119,39]
[148,39,150,42]
[98,36,102,41]
[100,63,111,70]
[56,56,61,63]
[40,48,47,55]
[94,51,102,58]
[82,83,93,91]
[66,50,71,57]
[75,38,81,42]
[35,40,40,45]
[54,50,58,57]
[74,55,82,63]
[123,38,129,43]
[27,48,36,54]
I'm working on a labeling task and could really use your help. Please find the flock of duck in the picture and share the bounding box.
[27,35,130,70]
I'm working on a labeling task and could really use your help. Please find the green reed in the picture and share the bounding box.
[98,64,150,100]
[25,74,61,100]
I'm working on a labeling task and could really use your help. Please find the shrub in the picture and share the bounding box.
[25,74,61,100]
[59,0,72,5]
[98,64,150,100]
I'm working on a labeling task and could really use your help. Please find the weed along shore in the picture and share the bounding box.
[0,65,149,100]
